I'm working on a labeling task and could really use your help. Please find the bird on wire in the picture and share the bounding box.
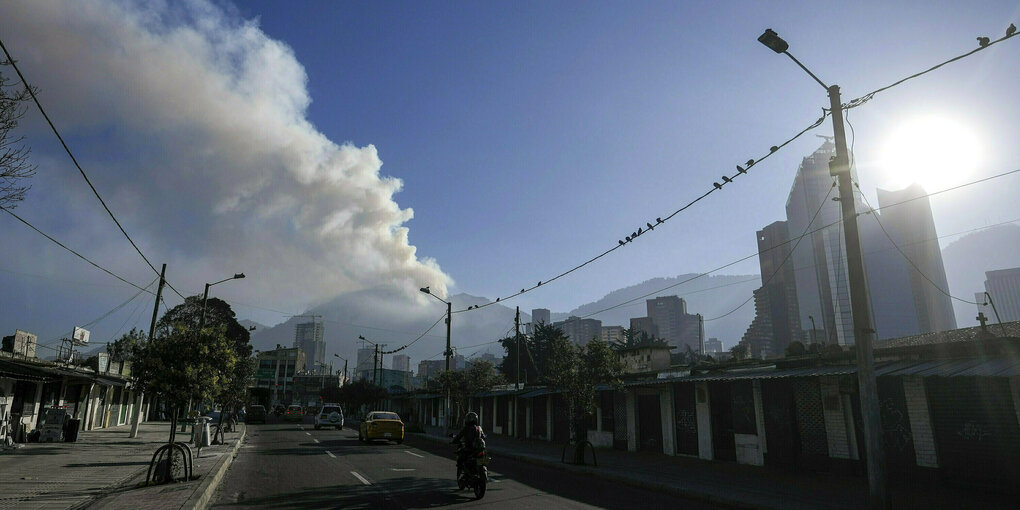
[977,36,990,47]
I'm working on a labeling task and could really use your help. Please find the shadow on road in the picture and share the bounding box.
[215,476,491,509]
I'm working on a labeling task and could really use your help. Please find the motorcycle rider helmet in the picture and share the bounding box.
[464,412,479,426]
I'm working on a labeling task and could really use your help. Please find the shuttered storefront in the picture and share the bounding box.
[532,395,547,438]
[709,381,736,461]
[673,383,699,456]
[927,377,1020,488]
[761,379,800,469]
[553,395,570,443]
[793,378,829,470]
[613,391,628,450]
[877,377,916,479]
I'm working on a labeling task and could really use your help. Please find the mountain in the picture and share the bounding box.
[942,224,1020,327]
[565,274,760,350]
[239,319,268,333]
[248,274,761,369]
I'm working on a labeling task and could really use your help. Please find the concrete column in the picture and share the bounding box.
[492,397,500,434]
[625,389,637,452]
[820,376,851,459]
[660,386,676,455]
[130,391,145,438]
[753,380,767,453]
[695,382,713,460]
[526,399,533,438]
[546,396,553,442]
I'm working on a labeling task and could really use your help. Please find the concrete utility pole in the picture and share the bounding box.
[514,306,521,438]
[132,263,166,438]
[758,28,888,509]
[419,286,453,430]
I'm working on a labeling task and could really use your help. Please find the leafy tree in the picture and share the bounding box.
[107,328,147,362]
[610,327,669,351]
[155,295,250,350]
[0,61,36,209]
[498,323,571,385]
[133,325,239,411]
[440,360,505,424]
[326,379,386,417]
[785,340,807,357]
[730,343,748,361]
[546,338,623,464]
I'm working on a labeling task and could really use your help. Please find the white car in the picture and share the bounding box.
[314,404,344,430]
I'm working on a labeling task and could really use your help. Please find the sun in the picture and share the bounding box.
[878,115,983,192]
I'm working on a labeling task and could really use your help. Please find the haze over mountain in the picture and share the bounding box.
[941,223,1020,327]
[250,273,760,368]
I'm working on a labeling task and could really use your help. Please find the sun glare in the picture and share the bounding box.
[879,115,983,192]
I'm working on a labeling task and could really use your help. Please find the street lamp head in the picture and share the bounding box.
[358,335,365,340]
[234,273,245,279]
[758,29,789,54]
[419,286,430,294]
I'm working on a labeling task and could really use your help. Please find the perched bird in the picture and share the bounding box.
[977,36,990,47]
[537,281,542,286]
[746,159,755,167]
[496,297,500,302]
[625,236,631,242]
[637,227,643,235]
[736,165,746,174]
[713,182,722,190]
[646,222,654,230]
[521,289,525,293]
[1008,23,1017,37]
[619,240,625,246]
[656,217,662,224]
[770,145,779,152]
[722,175,732,183]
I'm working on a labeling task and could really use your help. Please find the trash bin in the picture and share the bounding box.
[64,419,80,442]
[194,417,212,447]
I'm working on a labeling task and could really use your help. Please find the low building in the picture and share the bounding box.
[2,330,38,359]
[617,345,674,374]
[254,346,306,406]
[290,372,341,408]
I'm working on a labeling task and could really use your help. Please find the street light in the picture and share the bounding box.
[758,29,887,509]
[420,285,453,430]
[333,353,349,385]
[198,273,245,333]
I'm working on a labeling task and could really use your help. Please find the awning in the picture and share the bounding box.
[0,359,52,382]
[94,375,128,387]
[519,387,562,398]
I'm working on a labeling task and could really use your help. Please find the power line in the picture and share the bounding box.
[577,166,1020,321]
[854,180,980,305]
[1,206,155,295]
[0,39,168,283]
[453,110,830,315]
[382,313,448,355]
[705,180,837,321]
[38,277,159,347]
[844,29,1018,110]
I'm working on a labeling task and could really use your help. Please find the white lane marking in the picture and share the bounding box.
[325,451,336,458]
[351,471,371,485]
[404,451,424,458]
[390,468,415,472]
[313,438,320,443]
[305,432,311,436]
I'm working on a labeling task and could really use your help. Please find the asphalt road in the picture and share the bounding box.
[212,417,714,509]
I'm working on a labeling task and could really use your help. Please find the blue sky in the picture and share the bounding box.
[1,0,1018,356]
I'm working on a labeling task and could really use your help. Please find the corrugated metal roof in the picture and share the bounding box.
[875,359,1020,378]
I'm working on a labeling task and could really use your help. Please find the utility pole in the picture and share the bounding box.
[373,344,379,386]
[514,307,521,438]
[132,263,166,438]
[444,300,452,430]
[828,84,887,509]
[757,30,887,508]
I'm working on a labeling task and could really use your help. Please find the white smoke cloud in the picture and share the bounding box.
[0,0,451,316]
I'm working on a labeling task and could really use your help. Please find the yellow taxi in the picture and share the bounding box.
[358,411,405,444]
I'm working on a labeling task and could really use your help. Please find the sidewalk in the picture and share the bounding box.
[414,431,1015,509]
[0,421,244,510]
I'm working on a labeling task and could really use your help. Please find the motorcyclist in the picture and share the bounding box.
[450,412,486,481]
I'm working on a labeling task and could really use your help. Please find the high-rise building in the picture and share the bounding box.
[786,140,857,346]
[704,338,723,354]
[875,184,957,333]
[553,316,602,346]
[644,296,703,352]
[391,354,410,372]
[528,308,551,334]
[600,325,625,345]
[417,359,446,379]
[755,221,803,355]
[740,287,776,359]
[294,321,325,373]
[630,317,658,339]
[981,267,1020,322]
[356,347,375,381]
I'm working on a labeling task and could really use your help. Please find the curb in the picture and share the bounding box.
[412,433,753,510]
[184,424,247,510]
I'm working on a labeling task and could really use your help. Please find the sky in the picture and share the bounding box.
[1,0,1019,361]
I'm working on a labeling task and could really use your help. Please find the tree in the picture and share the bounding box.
[730,343,748,361]
[498,322,571,385]
[785,340,807,357]
[610,327,669,351]
[546,338,623,464]
[107,328,147,362]
[0,61,36,209]
[328,379,386,418]
[441,360,505,424]
[155,295,250,351]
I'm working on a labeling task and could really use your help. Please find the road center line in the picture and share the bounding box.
[351,471,371,485]
[404,451,424,458]
[325,451,336,458]
[305,432,311,436]
[313,438,320,443]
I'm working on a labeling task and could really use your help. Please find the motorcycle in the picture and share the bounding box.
[452,437,489,499]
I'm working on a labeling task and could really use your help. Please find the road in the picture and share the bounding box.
[212,417,714,509]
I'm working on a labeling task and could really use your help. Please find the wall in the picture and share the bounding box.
[903,376,938,468]
[695,382,713,460]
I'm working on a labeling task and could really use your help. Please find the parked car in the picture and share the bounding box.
[358,411,404,444]
[284,404,304,422]
[314,404,344,430]
[247,405,267,424]
[273,405,285,416]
